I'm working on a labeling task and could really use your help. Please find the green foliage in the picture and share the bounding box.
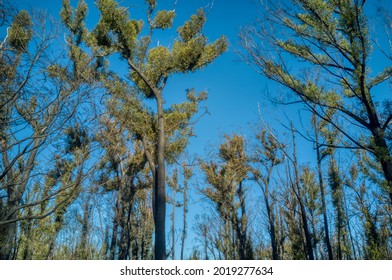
[200,134,254,259]
[153,10,175,29]
[94,0,142,57]
[195,37,227,69]
[106,77,207,165]
[178,9,206,42]
[47,64,69,80]
[131,46,172,97]
[103,77,155,140]
[243,0,392,259]
[61,1,106,84]
[146,0,157,9]
[64,124,89,153]
[329,158,351,259]
[301,167,319,214]
[241,0,377,141]
[201,135,248,200]
[129,21,227,97]
[61,0,88,44]
[7,10,32,52]
[77,0,227,108]
[252,129,284,168]
[202,134,249,200]
[170,11,228,73]
[1,1,101,259]
[171,37,206,71]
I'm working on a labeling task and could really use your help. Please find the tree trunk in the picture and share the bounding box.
[0,216,17,259]
[0,191,20,260]
[237,181,253,259]
[376,149,392,205]
[258,167,279,260]
[298,199,314,260]
[344,190,357,259]
[0,137,40,260]
[154,95,166,260]
[234,181,247,259]
[292,125,314,260]
[109,191,121,260]
[171,188,176,260]
[314,116,334,260]
[264,192,278,260]
[180,181,187,260]
[22,214,33,260]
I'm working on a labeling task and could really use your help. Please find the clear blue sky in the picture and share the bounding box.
[16,0,275,156]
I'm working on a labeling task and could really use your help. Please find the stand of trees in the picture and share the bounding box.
[1,0,391,260]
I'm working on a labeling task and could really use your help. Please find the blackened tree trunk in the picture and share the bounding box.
[109,184,123,260]
[180,180,187,260]
[372,130,392,204]
[292,126,314,260]
[313,115,334,260]
[264,191,278,260]
[236,181,253,259]
[154,95,166,260]
[0,209,17,259]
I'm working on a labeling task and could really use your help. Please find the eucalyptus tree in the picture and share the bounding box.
[61,0,227,259]
[241,0,392,206]
[201,134,254,260]
[16,124,91,260]
[345,151,391,259]
[167,168,180,260]
[95,115,153,260]
[328,157,351,259]
[249,129,284,259]
[180,164,192,260]
[167,163,192,260]
[0,3,98,259]
[311,113,334,259]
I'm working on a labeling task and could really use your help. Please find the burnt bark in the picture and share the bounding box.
[154,94,166,260]
[314,116,334,260]
[292,126,314,260]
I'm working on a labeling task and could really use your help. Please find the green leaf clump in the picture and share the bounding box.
[153,10,175,29]
[8,10,32,52]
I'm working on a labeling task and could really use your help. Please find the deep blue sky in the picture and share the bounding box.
[12,1,392,162]
[16,0,275,157]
